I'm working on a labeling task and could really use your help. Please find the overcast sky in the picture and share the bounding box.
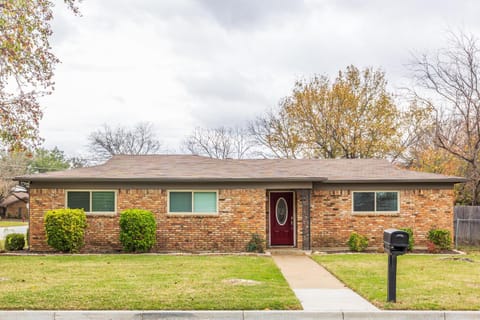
[41,0,480,157]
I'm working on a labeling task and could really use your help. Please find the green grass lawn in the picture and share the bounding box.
[0,255,300,310]
[312,253,480,310]
[0,220,28,227]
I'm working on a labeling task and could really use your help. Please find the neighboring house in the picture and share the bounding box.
[15,155,465,253]
[0,192,29,220]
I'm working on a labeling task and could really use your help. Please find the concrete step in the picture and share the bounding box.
[267,248,309,256]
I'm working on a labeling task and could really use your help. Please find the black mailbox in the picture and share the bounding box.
[384,229,409,255]
[384,228,409,303]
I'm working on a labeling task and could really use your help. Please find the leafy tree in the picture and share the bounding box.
[0,0,79,151]
[88,122,162,162]
[410,32,480,204]
[29,147,71,173]
[183,126,253,159]
[251,65,423,160]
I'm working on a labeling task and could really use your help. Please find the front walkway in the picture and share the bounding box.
[272,254,379,312]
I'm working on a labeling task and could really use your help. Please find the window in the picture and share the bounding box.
[353,191,399,213]
[168,191,217,214]
[66,191,116,213]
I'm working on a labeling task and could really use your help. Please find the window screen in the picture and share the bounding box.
[67,191,90,211]
[376,192,398,212]
[169,192,193,212]
[92,191,115,212]
[193,192,217,213]
[353,192,375,212]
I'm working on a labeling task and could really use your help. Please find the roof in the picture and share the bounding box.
[14,154,466,184]
[0,192,29,207]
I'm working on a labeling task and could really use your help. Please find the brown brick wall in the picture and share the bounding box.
[5,201,28,219]
[310,187,455,249]
[29,188,266,252]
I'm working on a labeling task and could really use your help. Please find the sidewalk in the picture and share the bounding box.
[0,225,28,240]
[272,254,379,312]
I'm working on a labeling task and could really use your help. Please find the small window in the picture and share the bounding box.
[66,191,116,214]
[353,191,399,213]
[169,191,217,214]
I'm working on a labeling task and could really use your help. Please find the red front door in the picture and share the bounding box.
[270,192,294,246]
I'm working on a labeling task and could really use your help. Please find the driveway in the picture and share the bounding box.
[0,226,28,240]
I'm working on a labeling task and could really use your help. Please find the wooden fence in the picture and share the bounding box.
[454,206,480,246]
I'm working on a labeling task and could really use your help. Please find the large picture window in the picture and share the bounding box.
[168,191,217,214]
[353,191,399,213]
[66,191,116,213]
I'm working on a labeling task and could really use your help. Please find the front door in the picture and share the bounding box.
[270,192,294,246]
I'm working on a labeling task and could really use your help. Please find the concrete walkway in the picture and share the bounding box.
[272,255,379,312]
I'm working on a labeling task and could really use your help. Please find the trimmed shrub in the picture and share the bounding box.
[399,227,414,251]
[5,233,25,251]
[44,208,87,253]
[427,229,452,250]
[246,233,265,253]
[347,232,369,252]
[119,209,157,253]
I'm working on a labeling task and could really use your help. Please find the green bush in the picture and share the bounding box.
[246,233,265,253]
[119,209,157,253]
[5,233,25,251]
[347,232,369,252]
[44,208,87,253]
[399,227,414,251]
[427,229,452,250]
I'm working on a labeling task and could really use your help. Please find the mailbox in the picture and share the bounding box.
[384,228,409,303]
[383,229,409,256]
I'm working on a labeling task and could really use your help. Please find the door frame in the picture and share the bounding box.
[268,191,296,247]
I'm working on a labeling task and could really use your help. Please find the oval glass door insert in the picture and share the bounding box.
[276,197,288,226]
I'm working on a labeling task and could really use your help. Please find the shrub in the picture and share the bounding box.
[44,208,87,253]
[399,227,414,251]
[119,209,157,253]
[427,229,452,250]
[5,233,25,251]
[246,233,265,253]
[347,232,369,252]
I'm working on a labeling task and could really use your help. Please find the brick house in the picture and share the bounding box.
[15,155,465,252]
[0,192,29,220]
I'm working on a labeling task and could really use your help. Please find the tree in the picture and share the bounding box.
[0,152,29,203]
[251,66,419,159]
[249,107,304,159]
[0,0,79,151]
[29,147,71,173]
[410,32,480,204]
[88,122,162,161]
[183,126,253,159]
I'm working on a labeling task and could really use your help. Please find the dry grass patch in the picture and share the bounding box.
[312,253,480,310]
[0,255,300,310]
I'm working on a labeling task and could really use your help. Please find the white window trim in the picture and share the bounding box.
[167,190,219,215]
[352,191,400,214]
[65,190,117,216]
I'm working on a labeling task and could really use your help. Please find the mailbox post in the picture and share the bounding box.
[383,229,409,302]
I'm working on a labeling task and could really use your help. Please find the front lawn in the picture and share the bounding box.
[0,255,300,310]
[312,253,480,310]
[0,220,28,227]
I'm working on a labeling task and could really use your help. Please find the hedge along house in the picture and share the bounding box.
[15,155,465,253]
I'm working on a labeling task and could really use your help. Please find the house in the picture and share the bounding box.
[15,155,465,252]
[0,191,29,220]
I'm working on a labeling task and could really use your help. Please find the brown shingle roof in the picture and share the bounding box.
[0,192,29,207]
[14,154,466,183]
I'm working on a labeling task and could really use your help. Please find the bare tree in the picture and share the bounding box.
[249,107,304,159]
[411,31,480,204]
[183,126,253,159]
[88,122,162,161]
